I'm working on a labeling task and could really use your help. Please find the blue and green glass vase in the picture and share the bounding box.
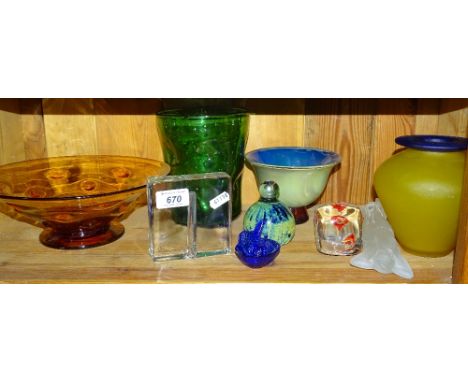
[243,181,295,245]
[157,107,249,227]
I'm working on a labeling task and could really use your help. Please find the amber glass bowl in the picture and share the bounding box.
[0,155,170,249]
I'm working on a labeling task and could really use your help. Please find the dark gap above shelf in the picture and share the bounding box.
[0,98,466,115]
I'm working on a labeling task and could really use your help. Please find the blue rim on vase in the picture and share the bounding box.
[395,135,468,152]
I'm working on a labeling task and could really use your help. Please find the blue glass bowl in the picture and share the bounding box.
[245,146,341,223]
[235,238,281,268]
[246,146,340,168]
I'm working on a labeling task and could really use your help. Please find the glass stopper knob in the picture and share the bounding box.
[259,181,279,200]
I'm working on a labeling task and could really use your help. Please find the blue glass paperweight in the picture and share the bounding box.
[235,219,281,268]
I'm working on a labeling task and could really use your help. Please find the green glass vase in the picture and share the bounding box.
[157,107,249,227]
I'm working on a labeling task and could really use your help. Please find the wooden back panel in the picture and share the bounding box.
[0,98,466,206]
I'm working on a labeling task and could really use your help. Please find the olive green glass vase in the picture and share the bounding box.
[157,107,249,227]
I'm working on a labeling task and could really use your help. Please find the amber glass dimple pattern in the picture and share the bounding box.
[0,155,170,249]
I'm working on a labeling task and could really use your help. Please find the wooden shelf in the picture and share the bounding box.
[0,98,465,282]
[0,206,453,284]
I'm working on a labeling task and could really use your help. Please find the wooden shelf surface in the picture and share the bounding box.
[0,207,453,284]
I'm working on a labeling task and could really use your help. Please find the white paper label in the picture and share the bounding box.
[156,188,190,209]
[209,191,230,210]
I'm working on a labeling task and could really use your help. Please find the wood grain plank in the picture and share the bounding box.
[242,100,305,205]
[94,99,163,160]
[42,98,98,156]
[0,99,26,165]
[19,99,48,160]
[371,99,416,176]
[437,99,468,137]
[0,207,453,284]
[305,99,376,204]
[415,99,440,134]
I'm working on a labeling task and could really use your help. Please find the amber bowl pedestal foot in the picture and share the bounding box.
[39,222,125,250]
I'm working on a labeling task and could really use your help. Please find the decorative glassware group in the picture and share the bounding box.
[0,100,464,267]
[0,104,348,259]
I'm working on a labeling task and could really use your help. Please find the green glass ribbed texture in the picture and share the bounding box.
[157,108,249,227]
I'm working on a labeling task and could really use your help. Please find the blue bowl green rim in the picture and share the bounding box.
[245,146,341,170]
